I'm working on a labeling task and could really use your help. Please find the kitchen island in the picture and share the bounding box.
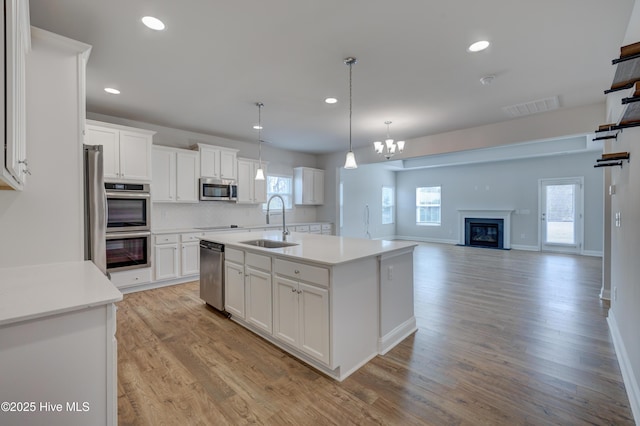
[200,230,417,381]
[0,261,122,426]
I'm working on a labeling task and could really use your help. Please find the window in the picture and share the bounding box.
[416,186,441,225]
[382,186,394,225]
[263,175,293,210]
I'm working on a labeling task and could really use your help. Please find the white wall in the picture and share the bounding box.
[0,30,89,268]
[340,164,396,239]
[318,103,606,231]
[87,112,321,230]
[607,1,640,419]
[395,151,603,253]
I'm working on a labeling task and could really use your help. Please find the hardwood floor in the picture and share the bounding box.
[116,243,635,425]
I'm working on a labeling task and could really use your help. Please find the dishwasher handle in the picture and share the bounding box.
[200,240,225,252]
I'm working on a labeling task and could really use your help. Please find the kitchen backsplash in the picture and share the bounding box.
[152,202,318,230]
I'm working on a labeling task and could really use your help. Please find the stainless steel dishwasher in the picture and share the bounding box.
[199,240,226,312]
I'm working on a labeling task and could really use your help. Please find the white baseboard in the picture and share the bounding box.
[582,249,604,257]
[608,310,640,424]
[510,244,539,251]
[119,275,197,294]
[600,286,611,301]
[394,235,458,245]
[378,317,418,355]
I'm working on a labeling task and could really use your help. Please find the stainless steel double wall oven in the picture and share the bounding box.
[104,182,151,272]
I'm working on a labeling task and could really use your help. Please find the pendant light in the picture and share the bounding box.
[344,57,358,169]
[254,102,265,180]
[373,121,405,160]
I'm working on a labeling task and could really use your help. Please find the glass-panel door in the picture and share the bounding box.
[539,178,583,253]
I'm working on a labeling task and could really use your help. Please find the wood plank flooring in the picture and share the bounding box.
[116,243,635,425]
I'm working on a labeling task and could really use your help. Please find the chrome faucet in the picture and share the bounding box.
[266,194,289,241]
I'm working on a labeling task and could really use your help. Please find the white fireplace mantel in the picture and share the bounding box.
[458,209,514,249]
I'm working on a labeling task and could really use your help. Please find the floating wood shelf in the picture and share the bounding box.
[593,124,619,141]
[608,41,640,93]
[593,152,630,168]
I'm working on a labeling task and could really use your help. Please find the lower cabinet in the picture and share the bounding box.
[224,258,245,318]
[224,249,273,335]
[154,233,200,281]
[273,274,329,365]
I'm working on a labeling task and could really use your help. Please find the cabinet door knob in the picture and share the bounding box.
[297,290,302,294]
[291,288,297,293]
[294,269,300,274]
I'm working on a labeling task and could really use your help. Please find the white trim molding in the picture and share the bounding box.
[608,311,640,424]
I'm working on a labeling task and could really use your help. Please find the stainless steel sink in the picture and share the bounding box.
[240,239,298,248]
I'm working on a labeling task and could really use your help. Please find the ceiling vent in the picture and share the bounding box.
[502,96,560,117]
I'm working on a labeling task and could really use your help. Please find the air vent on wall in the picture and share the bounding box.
[502,96,560,117]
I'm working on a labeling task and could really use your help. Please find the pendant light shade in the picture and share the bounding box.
[255,102,265,180]
[343,57,358,169]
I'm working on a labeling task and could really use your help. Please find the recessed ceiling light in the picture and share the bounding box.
[468,40,490,52]
[252,125,263,130]
[142,16,165,31]
[104,87,120,95]
[325,97,338,104]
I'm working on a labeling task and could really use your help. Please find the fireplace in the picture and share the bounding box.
[458,209,513,249]
[465,218,504,249]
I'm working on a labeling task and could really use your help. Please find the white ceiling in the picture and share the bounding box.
[29,0,635,154]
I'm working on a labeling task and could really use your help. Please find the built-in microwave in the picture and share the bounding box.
[199,178,237,201]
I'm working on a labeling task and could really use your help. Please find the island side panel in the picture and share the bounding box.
[0,304,114,426]
[379,248,417,354]
[331,257,379,379]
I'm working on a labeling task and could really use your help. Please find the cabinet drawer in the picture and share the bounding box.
[154,234,178,244]
[110,267,152,289]
[226,247,244,264]
[274,259,329,287]
[309,224,321,233]
[246,252,271,271]
[295,225,310,233]
[321,224,332,231]
[181,232,202,242]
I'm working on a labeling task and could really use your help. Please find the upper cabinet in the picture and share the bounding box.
[85,120,155,183]
[195,143,238,181]
[152,146,199,203]
[237,158,267,204]
[0,0,31,190]
[294,167,324,205]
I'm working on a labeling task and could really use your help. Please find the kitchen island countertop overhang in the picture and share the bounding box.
[200,230,418,266]
[200,230,418,381]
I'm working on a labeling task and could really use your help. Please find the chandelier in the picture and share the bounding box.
[373,121,405,160]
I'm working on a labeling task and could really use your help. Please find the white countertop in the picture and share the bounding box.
[201,230,417,266]
[0,261,123,326]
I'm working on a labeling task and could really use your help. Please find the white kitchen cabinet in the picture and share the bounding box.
[294,167,324,205]
[273,259,330,365]
[245,252,272,334]
[0,0,30,190]
[153,234,179,281]
[237,158,267,204]
[152,146,199,203]
[85,120,155,183]
[181,240,200,276]
[321,224,333,235]
[224,258,245,318]
[109,267,152,289]
[195,143,238,180]
[153,233,201,281]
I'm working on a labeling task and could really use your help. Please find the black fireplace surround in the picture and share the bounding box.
[464,218,504,249]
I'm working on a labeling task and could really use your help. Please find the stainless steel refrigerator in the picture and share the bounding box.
[83,144,107,275]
